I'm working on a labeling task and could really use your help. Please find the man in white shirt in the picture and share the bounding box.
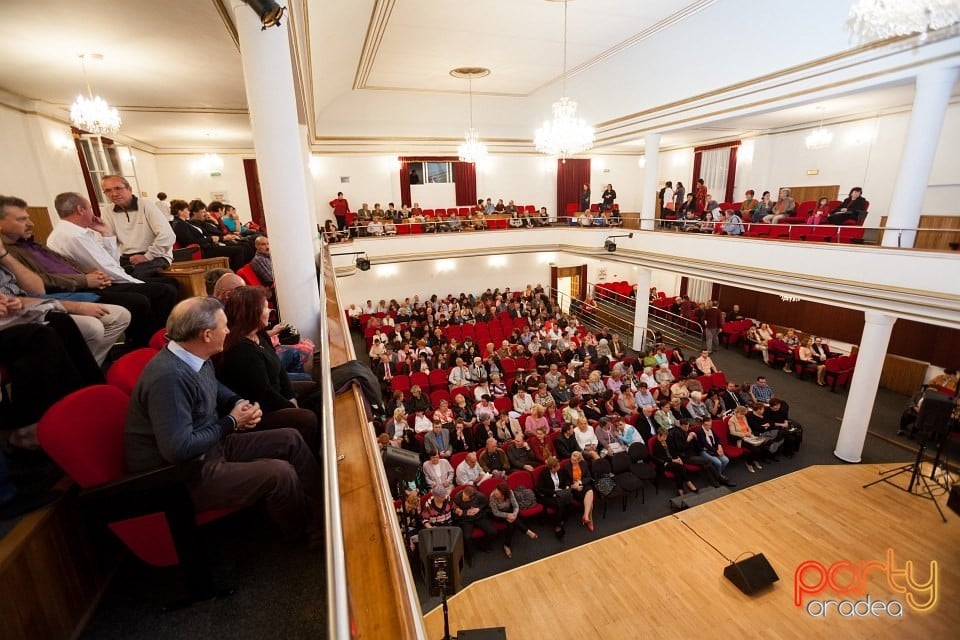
[455,452,491,486]
[155,192,171,219]
[512,389,534,417]
[448,358,470,389]
[98,175,176,279]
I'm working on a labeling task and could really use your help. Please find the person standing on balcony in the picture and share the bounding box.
[601,184,616,212]
[329,192,350,231]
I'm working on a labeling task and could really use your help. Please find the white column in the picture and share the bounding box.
[640,133,661,231]
[299,124,320,233]
[881,66,959,248]
[632,267,652,351]
[834,311,896,463]
[232,2,322,342]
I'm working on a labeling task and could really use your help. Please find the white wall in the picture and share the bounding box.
[339,252,558,306]
[152,154,253,216]
[0,105,86,225]
[338,248,682,309]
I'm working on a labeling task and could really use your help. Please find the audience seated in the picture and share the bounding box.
[125,297,322,547]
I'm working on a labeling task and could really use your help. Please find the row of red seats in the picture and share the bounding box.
[364,314,533,349]
[720,319,857,392]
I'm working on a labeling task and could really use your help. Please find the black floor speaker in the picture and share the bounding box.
[382,445,421,483]
[457,628,507,640]
[418,526,464,596]
[948,486,960,516]
[669,485,731,510]
[723,553,779,595]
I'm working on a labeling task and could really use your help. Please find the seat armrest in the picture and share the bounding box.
[78,458,204,503]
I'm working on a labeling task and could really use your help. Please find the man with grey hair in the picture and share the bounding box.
[98,174,175,278]
[125,297,321,546]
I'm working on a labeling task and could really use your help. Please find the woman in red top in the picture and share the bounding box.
[694,179,708,214]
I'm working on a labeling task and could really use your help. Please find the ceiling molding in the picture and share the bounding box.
[592,49,960,147]
[529,0,718,97]
[211,0,240,51]
[353,0,396,91]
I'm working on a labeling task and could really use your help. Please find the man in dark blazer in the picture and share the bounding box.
[423,421,452,459]
[721,382,745,413]
[634,404,660,443]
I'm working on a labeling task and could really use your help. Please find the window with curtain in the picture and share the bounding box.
[692,140,740,204]
[699,149,729,204]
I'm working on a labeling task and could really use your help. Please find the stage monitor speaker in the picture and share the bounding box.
[457,628,507,640]
[669,485,731,510]
[419,526,464,596]
[948,486,960,517]
[382,445,421,483]
[723,553,779,595]
[916,391,955,437]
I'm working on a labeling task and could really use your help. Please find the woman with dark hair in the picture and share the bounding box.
[169,199,248,271]
[489,481,538,558]
[828,187,868,225]
[216,286,319,451]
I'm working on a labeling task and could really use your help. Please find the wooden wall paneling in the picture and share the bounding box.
[879,354,929,396]
[26,207,53,245]
[0,480,117,640]
[717,285,960,368]
[785,184,839,204]
[917,215,960,251]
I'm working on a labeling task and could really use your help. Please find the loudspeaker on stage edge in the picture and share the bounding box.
[457,628,507,640]
[670,485,731,510]
[723,553,779,595]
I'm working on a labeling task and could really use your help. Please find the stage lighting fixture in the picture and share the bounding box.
[242,0,286,29]
[604,233,634,253]
[356,256,371,271]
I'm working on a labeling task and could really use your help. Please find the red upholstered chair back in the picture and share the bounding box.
[106,348,160,396]
[38,385,130,488]
[237,263,263,287]
[148,328,169,351]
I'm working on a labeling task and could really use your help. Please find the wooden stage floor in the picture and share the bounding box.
[424,463,958,640]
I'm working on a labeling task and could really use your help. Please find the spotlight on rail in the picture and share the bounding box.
[604,233,633,253]
[242,0,286,29]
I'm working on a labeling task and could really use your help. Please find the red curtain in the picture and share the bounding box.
[556,158,591,220]
[725,146,738,203]
[399,160,412,207]
[452,161,477,206]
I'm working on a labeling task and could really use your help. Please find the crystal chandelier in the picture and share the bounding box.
[534,0,594,160]
[848,0,960,43]
[454,70,488,164]
[69,54,121,135]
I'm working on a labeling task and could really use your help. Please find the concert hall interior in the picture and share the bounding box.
[0,1,958,639]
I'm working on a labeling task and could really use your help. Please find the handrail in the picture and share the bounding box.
[320,247,427,640]
[317,250,351,640]
[331,216,959,252]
